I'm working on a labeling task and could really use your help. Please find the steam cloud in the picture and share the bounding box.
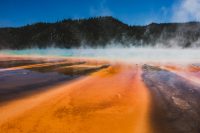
[1,48,200,64]
[172,0,200,22]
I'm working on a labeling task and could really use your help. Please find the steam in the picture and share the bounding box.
[1,47,200,64]
[172,0,200,22]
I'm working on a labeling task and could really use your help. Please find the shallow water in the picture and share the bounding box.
[0,54,200,133]
[1,48,200,63]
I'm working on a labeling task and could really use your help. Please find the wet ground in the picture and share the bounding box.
[0,56,109,103]
[0,55,200,133]
[142,65,200,133]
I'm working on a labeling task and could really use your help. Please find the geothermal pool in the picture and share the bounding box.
[1,48,200,63]
[0,49,200,133]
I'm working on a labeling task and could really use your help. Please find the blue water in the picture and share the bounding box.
[1,48,200,64]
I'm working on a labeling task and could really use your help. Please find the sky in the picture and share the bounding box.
[0,0,200,27]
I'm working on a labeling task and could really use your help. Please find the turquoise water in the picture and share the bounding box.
[1,48,200,64]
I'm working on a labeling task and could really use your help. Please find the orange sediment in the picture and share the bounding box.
[163,64,200,86]
[0,64,152,133]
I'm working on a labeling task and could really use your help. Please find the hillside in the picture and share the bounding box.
[0,16,200,49]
